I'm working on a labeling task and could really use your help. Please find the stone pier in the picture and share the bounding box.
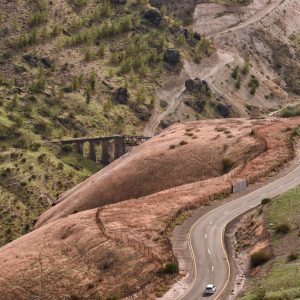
[89,141,97,162]
[50,135,150,166]
[76,141,84,155]
[114,136,125,159]
[101,140,111,165]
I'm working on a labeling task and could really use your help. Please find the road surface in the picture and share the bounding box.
[181,157,300,300]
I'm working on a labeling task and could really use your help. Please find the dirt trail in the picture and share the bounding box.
[193,0,286,38]
[144,0,287,137]
[143,50,234,136]
[268,99,300,116]
[211,0,285,38]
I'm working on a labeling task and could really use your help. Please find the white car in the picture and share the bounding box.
[204,284,217,295]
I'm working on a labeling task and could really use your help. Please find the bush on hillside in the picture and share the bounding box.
[222,158,234,173]
[261,198,271,205]
[250,250,272,268]
[164,262,178,274]
[275,223,290,234]
[287,252,298,262]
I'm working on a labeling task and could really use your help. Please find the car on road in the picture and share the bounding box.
[204,284,216,295]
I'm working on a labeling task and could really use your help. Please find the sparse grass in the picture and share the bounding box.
[281,105,300,118]
[240,259,300,300]
[241,185,300,300]
[0,0,210,249]
[267,186,300,230]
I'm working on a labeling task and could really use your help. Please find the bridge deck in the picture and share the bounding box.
[49,135,150,144]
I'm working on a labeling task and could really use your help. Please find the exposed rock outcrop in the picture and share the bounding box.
[163,48,180,68]
[142,9,162,26]
[216,102,230,118]
[113,88,129,104]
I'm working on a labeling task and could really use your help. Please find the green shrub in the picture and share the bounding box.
[248,76,260,95]
[28,12,48,27]
[231,66,239,80]
[235,76,241,89]
[250,250,272,268]
[164,262,178,274]
[222,158,234,173]
[287,252,298,262]
[281,106,300,118]
[275,223,290,234]
[261,198,271,205]
[242,58,251,75]
[30,69,47,93]
[85,49,96,61]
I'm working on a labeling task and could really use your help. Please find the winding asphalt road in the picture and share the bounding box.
[181,158,300,300]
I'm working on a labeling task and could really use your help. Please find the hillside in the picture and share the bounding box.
[36,118,266,227]
[1,0,299,246]
[1,0,300,298]
[236,185,300,299]
[0,117,299,299]
[0,0,215,246]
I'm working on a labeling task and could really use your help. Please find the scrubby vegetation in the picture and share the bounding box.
[0,0,212,246]
[240,186,300,300]
[281,105,300,118]
[250,250,272,268]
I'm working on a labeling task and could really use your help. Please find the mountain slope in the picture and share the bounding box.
[0,0,211,246]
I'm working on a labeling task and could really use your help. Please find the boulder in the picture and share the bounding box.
[23,54,38,67]
[194,78,203,90]
[181,28,189,38]
[159,120,172,129]
[185,78,204,92]
[163,48,180,67]
[194,32,201,40]
[160,99,168,108]
[216,103,230,118]
[113,88,129,104]
[41,57,53,69]
[185,79,196,92]
[184,99,205,113]
[142,9,162,26]
[134,105,152,121]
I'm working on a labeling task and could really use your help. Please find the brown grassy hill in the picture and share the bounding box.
[0,208,164,300]
[36,118,266,227]
[1,117,300,299]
